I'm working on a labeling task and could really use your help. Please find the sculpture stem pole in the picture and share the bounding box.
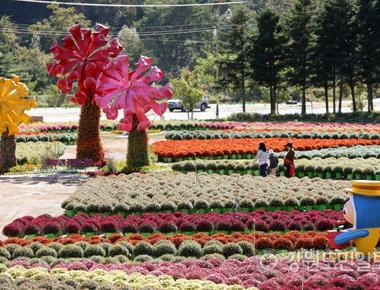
[76,98,104,163]
[0,129,16,174]
[126,115,149,170]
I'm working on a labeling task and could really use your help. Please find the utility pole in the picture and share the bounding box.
[214,8,232,119]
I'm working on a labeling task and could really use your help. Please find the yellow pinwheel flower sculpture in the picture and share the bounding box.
[0,75,36,135]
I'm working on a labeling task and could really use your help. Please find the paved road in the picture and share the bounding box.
[30,99,380,123]
[0,174,88,238]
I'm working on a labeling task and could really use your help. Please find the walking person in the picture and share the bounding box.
[255,142,269,177]
[284,142,295,177]
[268,149,279,176]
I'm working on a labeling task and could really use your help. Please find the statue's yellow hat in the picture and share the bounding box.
[345,180,380,197]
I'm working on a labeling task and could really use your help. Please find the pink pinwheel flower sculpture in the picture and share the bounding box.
[95,55,173,132]
[47,23,121,104]
[46,23,122,162]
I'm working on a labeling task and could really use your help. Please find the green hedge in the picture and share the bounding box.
[172,160,380,181]
[227,112,380,123]
[166,130,380,140]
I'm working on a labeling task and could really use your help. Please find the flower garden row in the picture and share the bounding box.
[166,130,380,141]
[16,142,65,165]
[3,210,344,238]
[2,252,380,289]
[19,123,116,134]
[0,269,248,290]
[173,157,380,181]
[0,231,329,262]
[62,173,349,216]
[152,138,380,162]
[151,120,380,133]
[15,133,76,145]
[277,145,380,160]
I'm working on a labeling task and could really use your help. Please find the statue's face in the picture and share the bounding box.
[343,199,355,225]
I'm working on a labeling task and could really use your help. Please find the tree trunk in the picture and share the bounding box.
[77,100,104,163]
[269,86,276,115]
[367,83,373,112]
[241,84,246,113]
[332,73,336,113]
[350,82,356,112]
[301,81,306,116]
[0,130,16,174]
[324,82,329,114]
[127,115,149,170]
[338,78,343,113]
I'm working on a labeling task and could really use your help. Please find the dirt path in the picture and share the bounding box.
[0,174,88,238]
[62,132,166,160]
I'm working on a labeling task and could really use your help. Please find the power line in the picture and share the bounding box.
[0,25,231,37]
[15,0,246,8]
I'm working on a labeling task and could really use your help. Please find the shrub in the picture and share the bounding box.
[158,222,178,233]
[84,245,106,257]
[12,247,34,259]
[121,222,138,234]
[89,256,106,263]
[0,248,11,260]
[194,200,209,210]
[238,241,255,256]
[41,222,61,235]
[80,222,98,233]
[316,219,334,231]
[222,243,243,257]
[152,241,177,257]
[23,224,40,236]
[133,255,153,262]
[302,223,315,231]
[29,242,43,254]
[100,220,119,233]
[3,222,23,237]
[229,254,247,261]
[178,241,202,257]
[58,245,84,258]
[288,221,302,231]
[114,254,129,263]
[196,220,214,232]
[269,221,286,231]
[133,241,153,256]
[109,244,130,257]
[179,222,196,232]
[273,237,293,250]
[63,221,80,234]
[216,221,231,231]
[230,221,246,232]
[36,247,57,258]
[203,244,223,255]
[255,237,274,249]
[47,243,63,252]
[139,222,156,233]
[295,238,314,249]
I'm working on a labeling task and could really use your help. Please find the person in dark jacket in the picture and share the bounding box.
[284,142,295,177]
[268,149,279,176]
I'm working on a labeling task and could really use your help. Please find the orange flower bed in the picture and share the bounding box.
[152,138,380,158]
[0,231,328,250]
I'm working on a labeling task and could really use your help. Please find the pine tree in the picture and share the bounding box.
[285,0,314,115]
[218,6,251,113]
[357,0,380,112]
[249,8,286,115]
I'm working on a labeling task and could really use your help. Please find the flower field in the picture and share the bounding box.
[173,157,380,180]
[60,173,349,215]
[152,138,380,161]
[3,119,380,289]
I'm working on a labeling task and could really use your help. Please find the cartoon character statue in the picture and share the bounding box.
[334,180,380,255]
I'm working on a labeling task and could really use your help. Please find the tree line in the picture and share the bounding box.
[219,0,380,114]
